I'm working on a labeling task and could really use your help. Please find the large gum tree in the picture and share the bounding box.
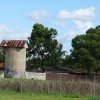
[27,23,65,71]
[70,25,100,74]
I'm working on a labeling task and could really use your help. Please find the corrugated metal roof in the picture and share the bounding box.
[0,40,27,48]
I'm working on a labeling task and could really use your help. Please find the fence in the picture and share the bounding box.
[46,73,100,82]
[46,73,100,97]
[0,72,100,97]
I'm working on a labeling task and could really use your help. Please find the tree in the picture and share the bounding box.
[70,25,100,74]
[0,49,4,63]
[27,23,65,71]
[62,54,74,68]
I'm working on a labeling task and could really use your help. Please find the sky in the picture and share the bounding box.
[0,0,100,53]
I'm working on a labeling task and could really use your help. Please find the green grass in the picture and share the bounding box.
[0,90,99,100]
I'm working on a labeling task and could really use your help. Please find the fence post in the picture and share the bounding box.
[59,73,62,95]
[20,73,23,95]
[93,75,96,98]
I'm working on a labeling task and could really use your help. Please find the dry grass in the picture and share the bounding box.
[0,78,100,96]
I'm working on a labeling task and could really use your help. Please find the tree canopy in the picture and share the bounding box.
[27,23,65,71]
[70,25,100,74]
[27,24,100,73]
[0,49,4,63]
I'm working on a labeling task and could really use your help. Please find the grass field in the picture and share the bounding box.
[0,90,99,100]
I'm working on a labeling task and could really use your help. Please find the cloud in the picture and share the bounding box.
[57,7,95,20]
[0,25,30,42]
[58,21,94,42]
[58,31,77,42]
[57,30,83,54]
[8,32,30,40]
[74,20,94,33]
[57,7,95,52]
[51,21,67,28]
[0,25,15,34]
[57,20,94,53]
[28,10,48,22]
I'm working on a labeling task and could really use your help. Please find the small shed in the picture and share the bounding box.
[0,40,27,78]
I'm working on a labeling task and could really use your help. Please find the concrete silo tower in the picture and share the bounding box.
[0,40,27,78]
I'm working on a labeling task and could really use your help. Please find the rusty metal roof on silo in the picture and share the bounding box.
[0,40,27,48]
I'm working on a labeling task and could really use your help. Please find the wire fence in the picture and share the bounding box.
[0,73,100,98]
[46,73,100,96]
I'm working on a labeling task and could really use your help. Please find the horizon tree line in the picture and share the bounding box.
[0,23,100,74]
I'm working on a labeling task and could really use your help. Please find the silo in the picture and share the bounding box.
[0,40,27,78]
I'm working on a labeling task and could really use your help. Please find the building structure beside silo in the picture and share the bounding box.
[0,40,27,78]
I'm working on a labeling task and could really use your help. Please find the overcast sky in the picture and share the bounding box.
[0,0,100,53]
